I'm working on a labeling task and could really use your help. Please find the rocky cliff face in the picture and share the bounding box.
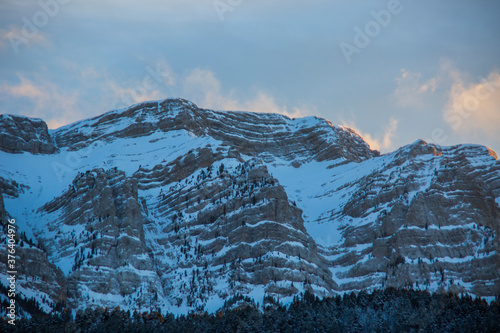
[135,151,336,310]
[0,98,498,315]
[322,141,500,297]
[0,114,56,154]
[36,168,163,310]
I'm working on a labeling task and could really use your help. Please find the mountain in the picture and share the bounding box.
[0,98,499,315]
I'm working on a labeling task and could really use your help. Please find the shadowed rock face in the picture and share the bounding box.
[0,114,56,154]
[329,141,500,296]
[134,148,337,306]
[37,168,163,309]
[0,99,499,314]
[32,150,336,311]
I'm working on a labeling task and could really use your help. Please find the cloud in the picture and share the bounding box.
[107,64,314,118]
[343,118,399,152]
[0,61,316,131]
[1,74,44,99]
[443,70,500,139]
[391,69,437,108]
[0,63,173,128]
[0,26,48,53]
[182,67,226,108]
[182,67,313,118]
[60,60,177,112]
[0,74,82,127]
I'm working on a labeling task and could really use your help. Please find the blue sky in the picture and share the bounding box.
[1,0,499,153]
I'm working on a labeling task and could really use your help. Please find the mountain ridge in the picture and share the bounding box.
[0,98,499,316]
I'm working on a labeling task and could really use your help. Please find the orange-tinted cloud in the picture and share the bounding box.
[342,118,398,152]
[444,71,500,138]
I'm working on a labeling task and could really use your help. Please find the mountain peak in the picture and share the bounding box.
[46,98,378,163]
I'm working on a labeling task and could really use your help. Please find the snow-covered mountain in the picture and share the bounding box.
[1,98,499,315]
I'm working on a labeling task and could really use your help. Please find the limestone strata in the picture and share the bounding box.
[0,114,56,154]
[136,152,336,308]
[327,140,500,297]
[37,168,162,310]
[53,99,377,162]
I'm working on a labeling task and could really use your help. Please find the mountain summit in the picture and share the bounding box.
[1,98,499,315]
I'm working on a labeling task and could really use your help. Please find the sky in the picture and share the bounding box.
[0,0,499,154]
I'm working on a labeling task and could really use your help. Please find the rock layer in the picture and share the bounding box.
[0,114,56,154]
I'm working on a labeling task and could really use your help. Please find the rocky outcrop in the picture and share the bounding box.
[0,243,67,307]
[0,114,56,154]
[0,177,21,198]
[134,148,336,308]
[326,140,500,297]
[37,168,162,310]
